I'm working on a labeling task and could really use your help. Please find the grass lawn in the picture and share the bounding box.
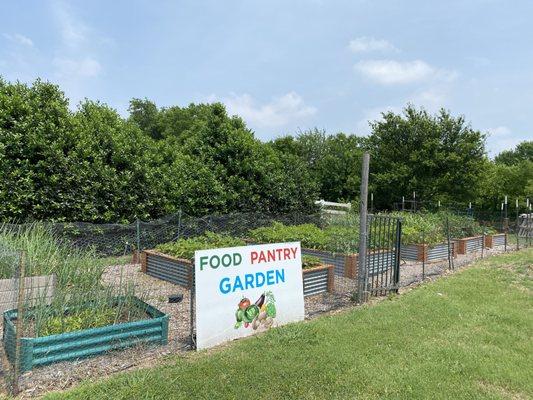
[46,249,532,400]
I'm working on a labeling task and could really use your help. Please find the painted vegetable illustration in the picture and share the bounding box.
[234,291,276,330]
[239,298,251,310]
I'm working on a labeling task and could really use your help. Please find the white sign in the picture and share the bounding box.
[194,242,304,350]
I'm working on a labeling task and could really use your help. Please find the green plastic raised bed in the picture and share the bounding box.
[3,297,169,372]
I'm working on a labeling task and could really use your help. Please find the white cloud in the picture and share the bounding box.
[3,33,34,47]
[354,59,457,85]
[209,92,317,128]
[348,37,398,53]
[486,126,511,137]
[47,1,104,97]
[52,0,89,49]
[53,57,101,78]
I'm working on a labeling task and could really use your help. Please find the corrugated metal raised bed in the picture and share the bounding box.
[300,248,357,279]
[455,236,484,254]
[245,240,357,279]
[302,264,334,297]
[141,250,193,288]
[485,233,507,248]
[401,242,455,262]
[143,248,334,297]
[367,250,396,275]
[3,297,169,372]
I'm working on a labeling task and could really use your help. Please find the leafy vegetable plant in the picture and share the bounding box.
[156,231,245,260]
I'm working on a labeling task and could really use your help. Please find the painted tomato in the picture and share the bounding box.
[239,298,251,310]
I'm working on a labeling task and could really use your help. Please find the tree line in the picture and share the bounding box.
[0,78,531,223]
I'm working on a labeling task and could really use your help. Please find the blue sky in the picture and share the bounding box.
[1,0,532,156]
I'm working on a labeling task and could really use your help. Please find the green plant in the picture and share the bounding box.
[155,231,245,260]
[40,308,116,336]
[302,255,322,270]
[248,221,359,253]
[0,223,149,338]
[388,211,494,246]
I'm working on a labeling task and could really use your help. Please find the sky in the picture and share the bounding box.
[1,0,532,156]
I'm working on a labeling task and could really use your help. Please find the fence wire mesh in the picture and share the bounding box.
[0,209,531,396]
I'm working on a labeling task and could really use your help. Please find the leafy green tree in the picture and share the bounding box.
[128,98,163,140]
[0,78,74,220]
[270,129,363,202]
[478,141,533,209]
[494,141,533,166]
[366,106,487,208]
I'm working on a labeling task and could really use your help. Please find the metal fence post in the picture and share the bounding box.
[136,217,141,253]
[177,209,182,241]
[190,267,196,350]
[515,206,520,250]
[446,216,453,270]
[394,219,402,290]
[13,251,26,395]
[422,230,425,280]
[481,230,485,259]
[357,152,370,304]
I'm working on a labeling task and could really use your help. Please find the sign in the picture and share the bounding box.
[194,242,304,350]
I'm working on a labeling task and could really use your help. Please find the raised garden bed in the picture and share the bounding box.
[401,242,456,262]
[141,250,193,288]
[302,264,334,296]
[300,248,357,279]
[455,236,484,254]
[247,222,359,279]
[3,297,168,372]
[484,233,507,248]
[143,249,335,297]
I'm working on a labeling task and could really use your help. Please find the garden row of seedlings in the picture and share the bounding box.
[0,213,504,393]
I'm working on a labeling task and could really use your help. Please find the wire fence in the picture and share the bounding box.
[0,209,531,396]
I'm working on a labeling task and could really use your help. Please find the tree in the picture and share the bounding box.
[479,141,533,209]
[0,78,74,220]
[366,106,487,208]
[270,129,364,202]
[494,141,533,166]
[128,98,163,140]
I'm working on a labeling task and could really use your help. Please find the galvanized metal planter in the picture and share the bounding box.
[455,236,484,254]
[302,265,334,297]
[3,297,169,372]
[143,248,334,297]
[141,250,193,288]
[484,233,507,248]
[366,250,396,275]
[401,242,455,262]
[300,248,357,279]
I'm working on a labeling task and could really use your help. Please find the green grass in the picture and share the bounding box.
[46,249,533,400]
